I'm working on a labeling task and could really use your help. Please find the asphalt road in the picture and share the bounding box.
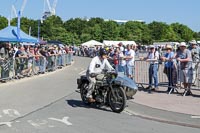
[0,56,200,133]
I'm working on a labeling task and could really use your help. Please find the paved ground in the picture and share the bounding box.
[131,88,200,116]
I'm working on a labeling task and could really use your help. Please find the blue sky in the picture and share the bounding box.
[0,0,200,32]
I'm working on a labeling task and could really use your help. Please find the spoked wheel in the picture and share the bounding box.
[80,83,90,105]
[108,86,126,113]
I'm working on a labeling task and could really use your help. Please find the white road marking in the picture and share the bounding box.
[27,120,48,128]
[123,108,140,116]
[49,117,72,126]
[3,109,21,117]
[0,122,13,127]
[0,115,2,118]
[48,125,55,128]
[191,116,200,119]
[79,70,86,75]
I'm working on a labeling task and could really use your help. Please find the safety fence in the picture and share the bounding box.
[134,60,200,96]
[0,53,73,82]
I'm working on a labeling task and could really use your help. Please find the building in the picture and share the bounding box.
[104,19,144,24]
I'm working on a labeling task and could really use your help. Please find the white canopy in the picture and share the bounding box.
[20,42,35,46]
[103,40,136,47]
[81,40,104,47]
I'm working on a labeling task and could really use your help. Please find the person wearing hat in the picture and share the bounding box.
[161,44,175,93]
[189,40,200,85]
[86,48,115,103]
[140,45,159,92]
[175,42,193,96]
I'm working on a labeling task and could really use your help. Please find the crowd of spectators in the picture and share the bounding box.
[1,40,199,96]
[75,40,200,96]
[0,43,74,81]
[140,40,200,95]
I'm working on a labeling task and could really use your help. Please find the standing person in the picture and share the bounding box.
[0,43,9,80]
[57,47,64,67]
[161,45,175,93]
[124,44,135,79]
[141,45,159,93]
[189,40,200,85]
[118,42,124,54]
[39,47,48,74]
[118,47,126,75]
[175,42,193,96]
[113,48,120,73]
[15,46,28,77]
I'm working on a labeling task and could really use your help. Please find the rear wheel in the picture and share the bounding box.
[108,86,126,113]
[80,83,90,105]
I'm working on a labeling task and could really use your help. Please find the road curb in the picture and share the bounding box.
[126,101,200,129]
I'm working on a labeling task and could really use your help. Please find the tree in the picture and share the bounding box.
[0,16,8,30]
[63,18,88,37]
[171,23,194,42]
[40,15,65,41]
[86,24,102,41]
[194,32,200,40]
[87,17,104,27]
[101,20,119,40]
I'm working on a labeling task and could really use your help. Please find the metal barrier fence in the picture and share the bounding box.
[0,53,73,82]
[134,60,200,96]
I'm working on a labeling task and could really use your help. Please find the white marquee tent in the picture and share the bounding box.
[81,40,104,47]
[103,40,136,47]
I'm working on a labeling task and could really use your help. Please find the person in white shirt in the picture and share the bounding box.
[118,42,124,54]
[86,48,114,102]
[124,44,135,79]
[115,47,127,75]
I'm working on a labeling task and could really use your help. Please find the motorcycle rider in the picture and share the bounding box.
[86,48,114,102]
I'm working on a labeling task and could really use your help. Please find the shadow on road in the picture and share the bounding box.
[66,99,112,113]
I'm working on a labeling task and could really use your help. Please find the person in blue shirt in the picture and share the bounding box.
[161,45,174,92]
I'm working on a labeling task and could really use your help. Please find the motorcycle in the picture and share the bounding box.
[77,70,138,113]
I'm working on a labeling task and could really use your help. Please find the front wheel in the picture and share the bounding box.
[108,86,126,113]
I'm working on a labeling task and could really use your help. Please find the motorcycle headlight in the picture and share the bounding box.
[126,89,137,97]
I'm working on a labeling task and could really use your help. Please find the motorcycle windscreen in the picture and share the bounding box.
[115,76,138,90]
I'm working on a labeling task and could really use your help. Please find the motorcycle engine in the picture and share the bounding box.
[95,95,104,103]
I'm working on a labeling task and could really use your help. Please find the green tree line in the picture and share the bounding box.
[0,15,200,45]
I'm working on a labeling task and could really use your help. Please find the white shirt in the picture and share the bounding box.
[119,52,126,66]
[125,49,135,66]
[120,46,124,52]
[88,56,114,74]
[147,51,159,64]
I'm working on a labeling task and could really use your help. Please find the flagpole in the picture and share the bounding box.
[17,11,21,41]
